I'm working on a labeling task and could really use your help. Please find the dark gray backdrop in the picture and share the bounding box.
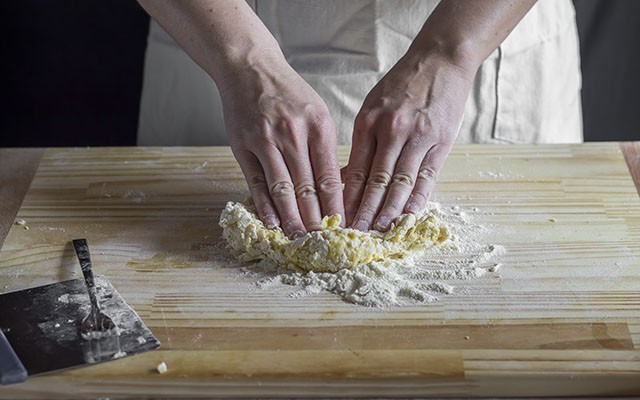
[1,0,638,146]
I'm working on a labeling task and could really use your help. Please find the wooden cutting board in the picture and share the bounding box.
[1,143,639,398]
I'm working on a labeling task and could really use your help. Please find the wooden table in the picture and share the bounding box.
[1,143,639,398]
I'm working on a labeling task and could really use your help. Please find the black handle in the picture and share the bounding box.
[72,239,100,313]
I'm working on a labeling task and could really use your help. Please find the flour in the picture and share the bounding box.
[157,361,168,374]
[221,201,505,307]
[123,190,146,203]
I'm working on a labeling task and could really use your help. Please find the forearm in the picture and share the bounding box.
[137,0,285,87]
[410,0,537,72]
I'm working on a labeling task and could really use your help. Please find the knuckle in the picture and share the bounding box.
[257,206,277,222]
[366,170,392,190]
[417,165,438,182]
[308,112,333,132]
[255,121,274,141]
[316,174,342,195]
[282,218,304,233]
[377,112,407,136]
[405,191,429,213]
[344,169,368,186]
[248,174,268,191]
[354,111,375,132]
[382,201,403,215]
[269,180,295,198]
[391,172,415,188]
[294,181,317,199]
[406,134,429,149]
[408,191,429,207]
[356,203,377,219]
[388,113,408,131]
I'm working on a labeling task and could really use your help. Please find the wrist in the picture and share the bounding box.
[211,37,289,92]
[407,30,486,78]
[400,42,478,88]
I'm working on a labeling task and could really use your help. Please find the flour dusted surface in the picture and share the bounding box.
[219,201,504,307]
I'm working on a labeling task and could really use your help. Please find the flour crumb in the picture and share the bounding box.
[123,190,146,203]
[194,161,208,172]
[15,219,27,226]
[136,336,146,345]
[157,361,168,374]
[113,351,127,359]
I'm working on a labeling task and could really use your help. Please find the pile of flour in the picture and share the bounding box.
[220,203,504,307]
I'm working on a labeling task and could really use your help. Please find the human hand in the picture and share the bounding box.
[343,51,475,231]
[219,57,344,238]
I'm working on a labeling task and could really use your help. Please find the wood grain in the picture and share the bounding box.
[621,141,640,198]
[1,143,640,398]
[0,148,44,249]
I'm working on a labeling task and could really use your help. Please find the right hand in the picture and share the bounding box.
[219,57,345,238]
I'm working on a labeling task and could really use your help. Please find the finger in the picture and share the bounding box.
[404,143,452,214]
[343,114,376,226]
[255,144,307,239]
[351,138,403,231]
[280,138,323,232]
[233,149,281,228]
[373,138,429,231]
[308,120,345,224]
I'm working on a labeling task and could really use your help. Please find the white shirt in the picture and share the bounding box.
[138,0,582,145]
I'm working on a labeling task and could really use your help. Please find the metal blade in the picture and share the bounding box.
[0,276,159,376]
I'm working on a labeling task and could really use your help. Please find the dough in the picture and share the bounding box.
[219,202,448,273]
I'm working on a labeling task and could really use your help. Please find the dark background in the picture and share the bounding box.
[1,0,639,147]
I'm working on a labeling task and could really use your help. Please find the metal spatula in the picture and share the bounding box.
[0,240,160,385]
[72,239,118,339]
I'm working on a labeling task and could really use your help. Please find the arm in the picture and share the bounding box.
[138,0,345,238]
[343,0,537,231]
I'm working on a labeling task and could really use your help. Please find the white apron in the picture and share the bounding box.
[138,0,582,146]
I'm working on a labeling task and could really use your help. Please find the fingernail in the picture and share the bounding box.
[374,216,391,231]
[405,202,420,214]
[265,215,279,229]
[353,219,369,231]
[290,230,305,240]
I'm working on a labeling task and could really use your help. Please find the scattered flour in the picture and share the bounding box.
[123,190,146,203]
[220,202,505,307]
[157,361,168,374]
[112,350,127,359]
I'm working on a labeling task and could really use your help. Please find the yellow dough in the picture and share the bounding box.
[219,202,449,273]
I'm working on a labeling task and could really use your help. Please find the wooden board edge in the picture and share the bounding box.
[621,141,640,198]
[0,148,45,250]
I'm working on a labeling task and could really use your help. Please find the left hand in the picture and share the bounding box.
[342,50,476,231]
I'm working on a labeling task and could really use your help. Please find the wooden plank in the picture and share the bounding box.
[621,141,640,197]
[1,143,640,397]
[146,323,634,351]
[0,148,44,249]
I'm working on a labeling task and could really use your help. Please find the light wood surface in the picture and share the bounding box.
[0,149,44,249]
[621,141,640,198]
[1,143,639,398]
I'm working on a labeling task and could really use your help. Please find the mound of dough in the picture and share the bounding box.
[219,202,448,273]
